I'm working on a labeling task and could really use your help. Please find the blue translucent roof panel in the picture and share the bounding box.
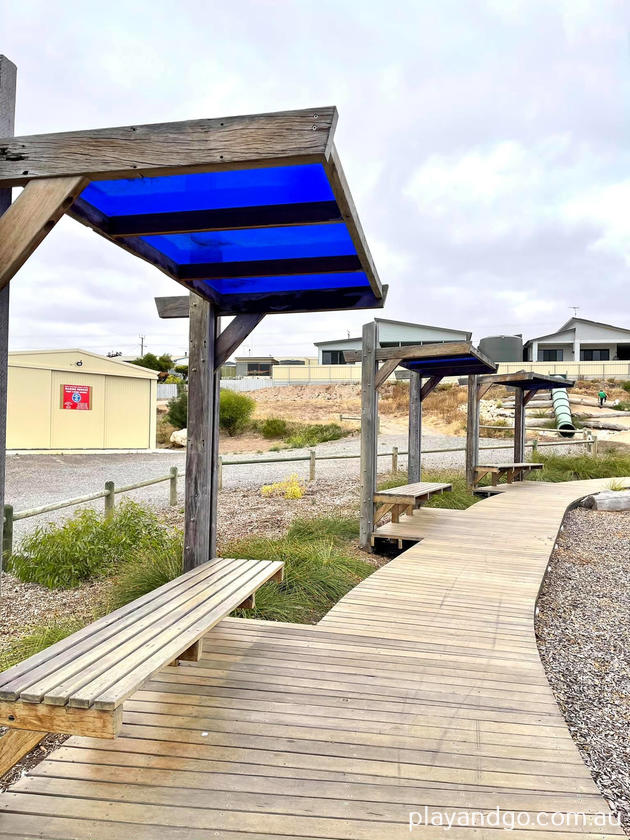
[79,164,335,216]
[195,271,369,296]
[141,224,355,266]
[72,160,383,314]
[400,354,496,378]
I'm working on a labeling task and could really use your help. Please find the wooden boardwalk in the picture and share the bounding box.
[0,479,625,838]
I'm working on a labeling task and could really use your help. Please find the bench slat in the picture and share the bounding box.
[0,558,232,696]
[373,482,451,506]
[91,559,283,710]
[31,559,258,706]
[59,560,278,709]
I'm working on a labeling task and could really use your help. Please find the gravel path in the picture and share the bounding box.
[6,434,586,541]
[537,507,630,828]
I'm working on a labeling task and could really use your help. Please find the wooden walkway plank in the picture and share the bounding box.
[0,477,626,838]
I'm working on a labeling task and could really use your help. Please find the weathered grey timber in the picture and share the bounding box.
[407,372,422,483]
[359,322,378,549]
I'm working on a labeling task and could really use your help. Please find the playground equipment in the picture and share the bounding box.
[551,387,576,437]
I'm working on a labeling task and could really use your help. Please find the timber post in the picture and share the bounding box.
[514,387,526,471]
[169,467,178,506]
[3,503,13,559]
[104,481,115,518]
[184,296,218,571]
[408,372,422,483]
[309,449,316,481]
[391,445,398,473]
[0,57,16,589]
[359,321,378,549]
[465,375,480,488]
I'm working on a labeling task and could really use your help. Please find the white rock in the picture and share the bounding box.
[170,428,187,447]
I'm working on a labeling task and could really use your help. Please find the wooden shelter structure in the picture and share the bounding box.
[465,371,575,487]
[0,55,385,576]
[344,321,495,548]
[0,55,389,762]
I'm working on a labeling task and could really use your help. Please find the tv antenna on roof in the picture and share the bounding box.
[570,306,580,318]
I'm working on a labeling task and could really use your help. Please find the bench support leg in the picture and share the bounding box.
[171,639,203,666]
[0,728,43,777]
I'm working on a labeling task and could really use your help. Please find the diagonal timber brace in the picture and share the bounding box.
[0,175,88,290]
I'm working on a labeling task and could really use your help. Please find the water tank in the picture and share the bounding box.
[479,335,523,363]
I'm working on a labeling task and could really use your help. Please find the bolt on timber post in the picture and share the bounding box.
[3,504,13,560]
[104,481,115,518]
[169,467,178,505]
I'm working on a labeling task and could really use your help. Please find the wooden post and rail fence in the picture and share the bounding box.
[1,429,595,557]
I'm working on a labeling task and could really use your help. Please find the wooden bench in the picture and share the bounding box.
[0,556,283,750]
[373,481,452,525]
[474,462,543,487]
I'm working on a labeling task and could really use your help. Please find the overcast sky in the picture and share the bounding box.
[2,0,629,359]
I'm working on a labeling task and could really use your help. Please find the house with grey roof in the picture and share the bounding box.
[524,317,630,363]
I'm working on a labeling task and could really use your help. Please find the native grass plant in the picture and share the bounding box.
[607,478,629,492]
[482,418,512,439]
[220,389,256,436]
[7,501,175,589]
[287,514,359,545]
[0,618,86,672]
[622,381,630,394]
[377,470,479,509]
[530,452,630,483]
[226,525,373,624]
[107,531,184,610]
[261,473,305,500]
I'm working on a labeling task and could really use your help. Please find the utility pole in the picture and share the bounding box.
[139,334,146,355]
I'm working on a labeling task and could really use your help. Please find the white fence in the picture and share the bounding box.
[157,383,180,400]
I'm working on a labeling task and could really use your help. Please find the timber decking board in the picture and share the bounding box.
[1,478,626,837]
[0,557,282,720]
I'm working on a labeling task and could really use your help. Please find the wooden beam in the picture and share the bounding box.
[374,357,399,390]
[407,372,422,483]
[345,340,472,363]
[0,106,338,187]
[178,254,362,281]
[514,387,526,469]
[478,382,494,401]
[155,295,190,319]
[0,174,87,291]
[359,322,378,549]
[184,297,219,571]
[109,201,343,237]
[214,313,265,370]
[323,145,382,299]
[465,375,480,488]
[0,728,42,776]
[523,389,538,406]
[420,375,443,401]
[0,55,16,592]
[0,700,121,739]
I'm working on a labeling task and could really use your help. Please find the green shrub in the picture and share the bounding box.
[285,422,346,448]
[166,390,188,429]
[622,381,630,394]
[0,618,86,672]
[7,501,173,589]
[226,533,373,623]
[616,400,630,412]
[107,532,183,610]
[219,390,255,436]
[531,452,630,483]
[260,417,290,439]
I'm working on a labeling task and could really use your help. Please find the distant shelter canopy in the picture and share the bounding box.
[0,106,385,315]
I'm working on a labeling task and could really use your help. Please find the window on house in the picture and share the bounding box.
[246,362,273,376]
[541,349,563,361]
[321,350,347,365]
[580,349,609,361]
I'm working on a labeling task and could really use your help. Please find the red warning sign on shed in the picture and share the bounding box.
[61,384,91,410]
